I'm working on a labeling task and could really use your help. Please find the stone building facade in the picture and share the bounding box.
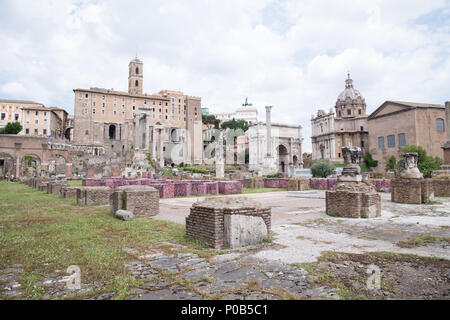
[367,101,446,172]
[311,74,369,163]
[248,107,303,176]
[73,57,203,165]
[0,99,66,138]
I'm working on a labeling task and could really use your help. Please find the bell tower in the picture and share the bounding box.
[128,57,143,95]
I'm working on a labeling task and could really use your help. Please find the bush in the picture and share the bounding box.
[401,145,443,178]
[266,172,278,178]
[4,122,22,134]
[385,156,397,172]
[364,152,378,169]
[311,162,335,178]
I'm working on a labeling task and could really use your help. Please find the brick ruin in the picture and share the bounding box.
[76,186,112,205]
[110,185,159,217]
[326,146,381,218]
[186,197,271,248]
[391,153,434,204]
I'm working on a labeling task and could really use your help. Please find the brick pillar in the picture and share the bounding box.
[65,163,73,178]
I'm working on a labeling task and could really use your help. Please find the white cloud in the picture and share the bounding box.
[0,0,449,152]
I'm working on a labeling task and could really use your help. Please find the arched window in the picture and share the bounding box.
[436,118,445,132]
[135,80,139,87]
[136,67,139,74]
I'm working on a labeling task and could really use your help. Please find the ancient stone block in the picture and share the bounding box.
[76,186,112,205]
[47,181,69,195]
[224,214,268,249]
[218,181,242,195]
[431,178,450,197]
[115,210,134,221]
[391,178,434,204]
[185,197,271,248]
[110,185,159,216]
[60,186,78,199]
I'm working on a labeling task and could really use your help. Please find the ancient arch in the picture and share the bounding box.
[0,152,14,178]
[109,124,117,140]
[277,144,289,173]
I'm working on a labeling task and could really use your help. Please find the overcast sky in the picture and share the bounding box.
[0,0,449,152]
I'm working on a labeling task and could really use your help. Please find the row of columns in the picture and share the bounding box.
[134,113,165,167]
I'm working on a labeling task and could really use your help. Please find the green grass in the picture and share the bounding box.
[242,187,287,194]
[68,180,83,187]
[0,181,210,300]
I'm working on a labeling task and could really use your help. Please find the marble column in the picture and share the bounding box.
[145,115,150,150]
[265,106,272,156]
[159,128,164,167]
[135,117,140,149]
[216,131,224,178]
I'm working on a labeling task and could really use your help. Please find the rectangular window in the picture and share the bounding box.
[1,113,5,120]
[102,95,105,100]
[398,133,406,147]
[44,118,47,124]
[43,129,47,135]
[387,135,395,148]
[25,128,29,134]
[78,93,82,98]
[35,119,38,124]
[85,93,88,98]
[102,110,105,115]
[15,114,19,120]
[378,137,385,149]
[34,129,38,135]
[93,102,96,107]
[347,109,351,115]
[35,111,38,116]
[85,130,89,135]
[27,110,30,115]
[92,109,96,114]
[114,111,116,116]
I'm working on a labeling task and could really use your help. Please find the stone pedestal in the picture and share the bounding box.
[326,183,381,218]
[431,178,450,197]
[186,197,271,249]
[60,186,79,199]
[76,186,112,205]
[391,178,434,204]
[47,181,69,195]
[288,178,310,191]
[325,146,381,218]
[110,185,159,217]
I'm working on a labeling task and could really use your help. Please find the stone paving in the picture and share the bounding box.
[1,190,449,300]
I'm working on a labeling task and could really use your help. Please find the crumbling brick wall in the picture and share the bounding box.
[391,178,433,204]
[110,185,159,216]
[185,199,271,248]
[431,178,450,197]
[76,187,112,205]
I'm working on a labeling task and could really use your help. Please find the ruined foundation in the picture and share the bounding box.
[325,146,381,218]
[431,178,450,197]
[185,197,271,249]
[59,186,79,199]
[391,178,434,204]
[110,185,159,216]
[288,178,310,191]
[76,186,112,205]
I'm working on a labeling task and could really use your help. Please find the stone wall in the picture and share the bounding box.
[47,181,69,195]
[76,186,112,205]
[326,184,381,218]
[391,178,433,204]
[218,181,242,195]
[287,178,310,191]
[263,178,289,189]
[60,186,78,198]
[431,178,450,197]
[185,198,271,248]
[110,185,159,216]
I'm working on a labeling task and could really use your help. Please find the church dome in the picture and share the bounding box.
[337,74,363,102]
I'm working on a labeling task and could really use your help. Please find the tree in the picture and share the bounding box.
[310,161,335,178]
[363,152,378,169]
[4,122,22,134]
[221,118,249,132]
[401,145,443,178]
[385,156,397,172]
[202,114,220,129]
